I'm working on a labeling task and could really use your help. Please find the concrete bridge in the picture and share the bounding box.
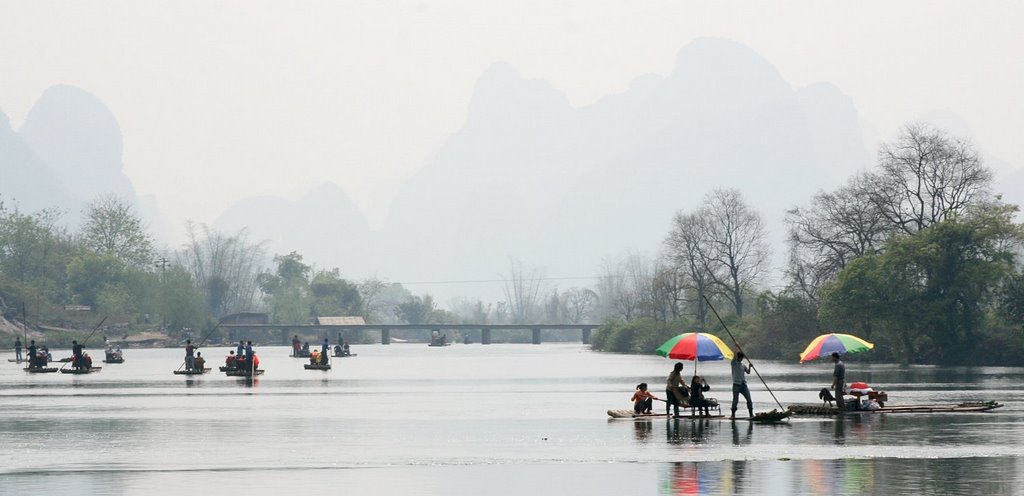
[220,323,599,345]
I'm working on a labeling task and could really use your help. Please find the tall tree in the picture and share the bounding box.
[665,211,718,327]
[82,195,154,268]
[701,189,769,317]
[503,258,544,323]
[868,123,992,235]
[178,222,266,316]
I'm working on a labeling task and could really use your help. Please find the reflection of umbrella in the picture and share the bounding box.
[799,333,874,363]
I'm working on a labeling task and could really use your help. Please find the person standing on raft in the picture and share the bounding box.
[832,352,846,412]
[730,351,754,419]
[665,362,689,417]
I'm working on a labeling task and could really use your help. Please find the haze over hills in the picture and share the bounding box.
[213,38,873,295]
[1,85,162,235]
[5,38,1020,302]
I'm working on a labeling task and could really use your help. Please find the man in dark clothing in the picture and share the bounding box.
[184,340,197,371]
[832,352,846,412]
[27,340,37,368]
[321,338,329,365]
[236,340,245,358]
[72,340,84,370]
[15,337,22,363]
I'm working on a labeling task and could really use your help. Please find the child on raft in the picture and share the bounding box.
[631,383,658,414]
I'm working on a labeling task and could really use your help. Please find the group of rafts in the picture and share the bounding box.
[170,337,358,377]
[607,332,1004,423]
[17,342,124,374]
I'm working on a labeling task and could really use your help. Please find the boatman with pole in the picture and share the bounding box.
[832,352,846,412]
[730,351,754,419]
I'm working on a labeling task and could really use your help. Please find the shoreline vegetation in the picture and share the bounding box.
[3,123,1024,366]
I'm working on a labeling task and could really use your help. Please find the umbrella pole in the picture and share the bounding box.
[703,296,785,412]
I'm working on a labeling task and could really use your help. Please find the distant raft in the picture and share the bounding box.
[225,368,264,377]
[23,367,59,373]
[173,368,212,375]
[303,363,332,371]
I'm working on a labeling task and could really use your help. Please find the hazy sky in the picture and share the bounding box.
[2,1,1022,238]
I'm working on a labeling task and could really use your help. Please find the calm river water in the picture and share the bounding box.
[1,343,1022,495]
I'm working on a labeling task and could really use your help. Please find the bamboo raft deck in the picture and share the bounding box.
[607,409,792,422]
[103,358,124,364]
[173,368,212,375]
[304,364,332,370]
[225,368,265,377]
[788,401,1004,416]
[23,367,59,373]
[60,367,102,374]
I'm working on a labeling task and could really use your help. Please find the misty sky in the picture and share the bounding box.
[2,1,1022,238]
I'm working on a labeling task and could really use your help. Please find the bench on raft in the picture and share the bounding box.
[670,397,721,417]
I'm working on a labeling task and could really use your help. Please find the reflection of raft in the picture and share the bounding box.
[60,367,102,374]
[225,368,264,377]
[788,401,1004,416]
[304,364,331,370]
[23,367,59,373]
[173,368,212,375]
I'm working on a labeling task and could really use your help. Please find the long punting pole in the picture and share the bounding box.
[175,320,224,372]
[703,295,785,411]
[58,316,108,373]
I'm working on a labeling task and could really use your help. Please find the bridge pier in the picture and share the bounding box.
[482,329,491,345]
[581,327,591,345]
[381,328,390,345]
[532,328,541,345]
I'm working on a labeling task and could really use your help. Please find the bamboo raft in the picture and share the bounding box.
[173,368,212,375]
[60,367,102,374]
[23,367,58,373]
[103,358,124,364]
[304,364,332,370]
[788,401,1004,416]
[607,409,791,422]
[225,368,265,377]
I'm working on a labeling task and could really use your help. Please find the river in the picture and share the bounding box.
[1,343,1022,495]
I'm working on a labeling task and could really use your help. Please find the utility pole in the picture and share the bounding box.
[154,257,170,332]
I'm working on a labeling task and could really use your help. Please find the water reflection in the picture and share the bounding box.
[730,421,753,446]
[633,420,653,443]
[665,418,717,445]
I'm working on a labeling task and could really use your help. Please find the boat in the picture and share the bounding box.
[225,368,264,377]
[23,367,59,373]
[788,400,1003,416]
[304,363,331,370]
[60,367,102,374]
[173,368,212,375]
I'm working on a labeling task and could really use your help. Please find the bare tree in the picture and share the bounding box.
[785,173,890,300]
[665,211,718,327]
[869,123,992,235]
[701,189,769,317]
[562,287,598,324]
[502,258,544,323]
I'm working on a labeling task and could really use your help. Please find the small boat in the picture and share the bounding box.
[60,367,102,374]
[787,401,1004,416]
[173,368,212,375]
[225,368,264,377]
[23,367,59,373]
[304,363,332,371]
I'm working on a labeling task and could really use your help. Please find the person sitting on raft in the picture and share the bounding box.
[342,342,350,356]
[225,350,237,369]
[631,383,658,414]
[194,352,206,371]
[689,375,712,417]
[310,349,321,365]
[333,344,343,356]
[301,342,310,356]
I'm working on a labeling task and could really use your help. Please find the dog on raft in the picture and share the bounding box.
[819,388,837,406]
